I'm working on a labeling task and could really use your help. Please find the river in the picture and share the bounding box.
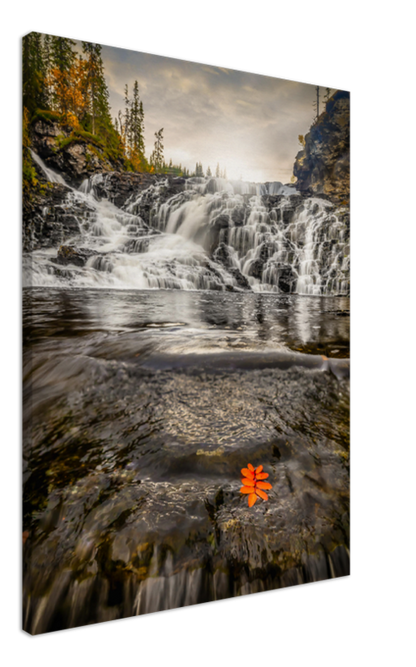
[23,287,349,633]
[23,158,350,634]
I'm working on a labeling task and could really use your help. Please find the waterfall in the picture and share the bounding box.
[29,149,67,185]
[24,156,349,295]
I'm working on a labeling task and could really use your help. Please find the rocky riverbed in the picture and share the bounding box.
[23,288,349,634]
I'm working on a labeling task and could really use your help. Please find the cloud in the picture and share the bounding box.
[98,44,321,182]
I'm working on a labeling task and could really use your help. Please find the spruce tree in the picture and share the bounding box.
[313,86,320,121]
[23,32,49,114]
[130,81,145,161]
[43,34,52,107]
[51,36,76,74]
[151,129,164,172]
[50,36,76,115]
[22,34,36,114]
[82,42,100,134]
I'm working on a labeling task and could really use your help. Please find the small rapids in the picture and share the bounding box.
[24,154,349,295]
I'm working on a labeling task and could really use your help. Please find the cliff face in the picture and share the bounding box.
[30,118,123,186]
[293,90,350,204]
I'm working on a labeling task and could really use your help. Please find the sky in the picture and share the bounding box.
[85,43,324,183]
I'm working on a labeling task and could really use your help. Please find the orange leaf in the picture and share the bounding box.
[247,463,254,472]
[241,478,255,486]
[256,472,269,480]
[248,493,257,507]
[255,465,263,474]
[241,468,254,479]
[256,489,268,501]
[240,486,254,494]
[256,481,272,490]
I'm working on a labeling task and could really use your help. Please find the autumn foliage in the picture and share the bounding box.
[240,464,272,507]
[47,62,88,129]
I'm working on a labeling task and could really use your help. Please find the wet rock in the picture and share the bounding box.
[247,258,264,280]
[212,242,234,269]
[229,268,250,290]
[278,265,297,293]
[93,172,164,208]
[211,244,251,290]
[231,205,246,227]
[206,215,230,253]
[53,245,97,267]
[30,118,123,187]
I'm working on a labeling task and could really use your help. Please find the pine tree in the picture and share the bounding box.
[206,166,212,178]
[51,36,76,79]
[22,34,35,114]
[139,101,145,153]
[43,34,52,107]
[123,85,132,155]
[49,59,88,125]
[82,42,101,134]
[323,87,332,104]
[22,33,48,114]
[49,36,77,115]
[313,86,320,121]
[215,163,220,178]
[194,162,204,177]
[32,33,48,108]
[151,129,164,172]
[129,81,145,163]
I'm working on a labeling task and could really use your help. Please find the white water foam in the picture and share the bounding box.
[24,155,349,295]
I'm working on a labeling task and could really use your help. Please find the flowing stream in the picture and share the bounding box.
[23,155,350,634]
[24,153,349,296]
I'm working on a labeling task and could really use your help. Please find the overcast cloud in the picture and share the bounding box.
[97,44,323,183]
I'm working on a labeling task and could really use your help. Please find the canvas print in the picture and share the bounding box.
[22,33,350,634]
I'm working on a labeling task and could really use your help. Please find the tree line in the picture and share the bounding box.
[22,34,169,175]
[22,33,229,181]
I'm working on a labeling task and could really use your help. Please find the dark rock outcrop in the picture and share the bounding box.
[52,245,97,267]
[277,265,297,293]
[23,182,94,252]
[90,172,165,208]
[30,119,123,186]
[212,243,251,290]
[293,90,350,204]
[212,242,234,269]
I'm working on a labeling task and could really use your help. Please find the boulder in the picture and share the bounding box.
[212,242,234,269]
[53,245,97,267]
[229,267,251,290]
[278,265,297,293]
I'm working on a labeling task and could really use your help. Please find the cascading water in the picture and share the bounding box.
[24,154,349,295]
[23,154,350,634]
[29,149,67,185]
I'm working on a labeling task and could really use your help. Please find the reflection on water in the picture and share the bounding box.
[24,288,349,356]
[23,288,350,634]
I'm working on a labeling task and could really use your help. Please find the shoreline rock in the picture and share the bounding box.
[293,90,350,205]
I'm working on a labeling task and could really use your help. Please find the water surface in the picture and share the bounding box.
[23,288,350,633]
